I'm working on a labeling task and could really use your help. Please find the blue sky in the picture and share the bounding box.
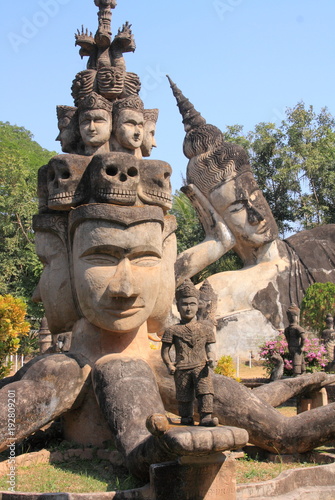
[1,0,335,192]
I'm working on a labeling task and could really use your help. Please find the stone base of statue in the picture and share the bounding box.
[149,453,236,500]
[297,387,328,414]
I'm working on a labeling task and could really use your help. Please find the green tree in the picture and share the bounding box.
[301,282,335,334]
[0,122,56,317]
[0,294,30,378]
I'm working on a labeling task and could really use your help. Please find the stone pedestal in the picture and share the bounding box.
[297,387,328,413]
[149,453,236,500]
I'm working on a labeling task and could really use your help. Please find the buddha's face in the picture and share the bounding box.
[33,232,78,334]
[72,220,163,333]
[79,109,112,148]
[209,173,278,250]
[115,109,144,150]
[141,120,157,157]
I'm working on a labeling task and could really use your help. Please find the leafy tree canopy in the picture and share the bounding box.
[0,122,56,318]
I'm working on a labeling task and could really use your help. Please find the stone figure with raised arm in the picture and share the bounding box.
[168,76,335,356]
[161,279,218,427]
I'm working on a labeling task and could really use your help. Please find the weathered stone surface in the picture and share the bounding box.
[253,372,335,407]
[47,155,91,210]
[88,153,139,205]
[0,355,90,452]
[236,462,335,499]
[150,454,236,500]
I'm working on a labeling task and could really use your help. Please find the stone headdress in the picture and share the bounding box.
[77,92,113,114]
[56,105,77,121]
[175,279,200,301]
[113,95,144,115]
[143,108,159,123]
[168,77,252,197]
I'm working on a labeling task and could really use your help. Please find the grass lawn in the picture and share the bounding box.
[0,453,319,493]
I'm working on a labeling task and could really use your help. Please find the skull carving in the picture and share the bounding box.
[89,153,139,205]
[47,155,91,211]
[138,160,172,212]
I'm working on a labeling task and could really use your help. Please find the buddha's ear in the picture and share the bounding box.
[147,216,177,336]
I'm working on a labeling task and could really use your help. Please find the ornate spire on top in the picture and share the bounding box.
[167,75,206,132]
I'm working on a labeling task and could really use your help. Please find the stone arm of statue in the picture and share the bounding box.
[0,354,90,453]
[175,184,235,287]
[161,342,176,375]
[93,355,248,481]
[206,343,216,369]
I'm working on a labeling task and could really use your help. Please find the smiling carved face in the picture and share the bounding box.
[72,219,163,333]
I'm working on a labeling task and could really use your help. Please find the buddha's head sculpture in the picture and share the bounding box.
[78,92,113,155]
[168,77,278,258]
[32,214,79,334]
[112,96,144,154]
[141,108,159,157]
[69,204,176,334]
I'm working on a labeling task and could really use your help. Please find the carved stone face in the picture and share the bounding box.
[138,160,172,211]
[209,172,278,251]
[177,297,198,322]
[56,111,79,154]
[47,155,90,211]
[114,109,144,150]
[97,67,124,100]
[71,70,97,105]
[72,220,163,333]
[89,153,139,205]
[33,231,79,334]
[141,120,157,157]
[79,109,112,149]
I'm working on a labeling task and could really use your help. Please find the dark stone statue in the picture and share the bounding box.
[284,304,306,376]
[321,313,335,363]
[161,279,218,427]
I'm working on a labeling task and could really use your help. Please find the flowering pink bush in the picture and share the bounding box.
[259,331,329,376]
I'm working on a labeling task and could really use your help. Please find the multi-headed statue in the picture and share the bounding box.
[2,1,335,490]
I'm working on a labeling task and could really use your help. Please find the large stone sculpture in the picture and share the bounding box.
[169,77,335,358]
[161,279,218,427]
[3,1,335,492]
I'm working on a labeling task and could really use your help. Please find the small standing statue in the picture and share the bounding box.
[284,303,306,376]
[321,313,335,363]
[161,279,218,426]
